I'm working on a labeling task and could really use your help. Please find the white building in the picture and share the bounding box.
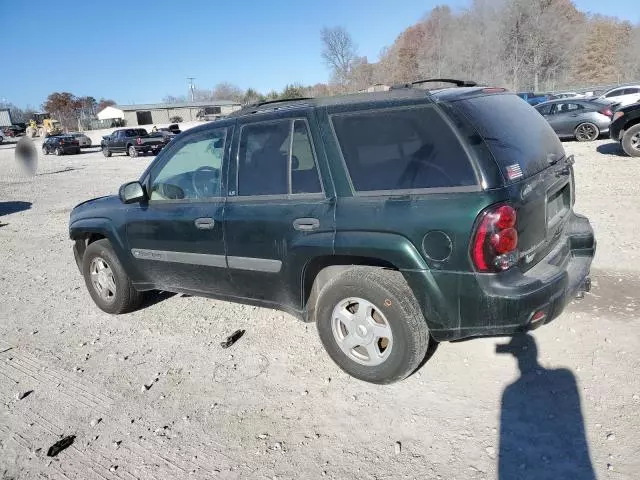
[96,106,125,121]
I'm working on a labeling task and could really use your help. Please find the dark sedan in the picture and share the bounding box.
[534,99,614,141]
[42,135,81,155]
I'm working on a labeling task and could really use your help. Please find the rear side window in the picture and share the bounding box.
[454,94,565,180]
[331,106,477,192]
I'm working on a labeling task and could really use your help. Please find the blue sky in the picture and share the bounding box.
[1,0,637,108]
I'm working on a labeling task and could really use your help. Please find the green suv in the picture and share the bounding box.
[69,82,595,384]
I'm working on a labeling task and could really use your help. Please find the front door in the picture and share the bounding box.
[125,124,234,295]
[224,113,335,311]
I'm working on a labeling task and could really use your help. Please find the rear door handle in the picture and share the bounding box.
[194,217,215,230]
[293,218,319,231]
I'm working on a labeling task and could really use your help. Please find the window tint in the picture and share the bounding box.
[455,94,565,180]
[238,120,290,196]
[291,120,322,194]
[536,104,553,115]
[555,103,583,113]
[624,88,640,95]
[605,89,623,98]
[331,106,476,192]
[149,128,226,201]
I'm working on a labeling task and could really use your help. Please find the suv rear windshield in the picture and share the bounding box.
[331,106,477,192]
[453,94,565,180]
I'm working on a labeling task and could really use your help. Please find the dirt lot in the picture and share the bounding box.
[0,137,639,479]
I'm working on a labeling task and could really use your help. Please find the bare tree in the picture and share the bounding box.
[321,26,358,87]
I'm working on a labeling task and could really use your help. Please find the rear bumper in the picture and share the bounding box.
[404,212,595,342]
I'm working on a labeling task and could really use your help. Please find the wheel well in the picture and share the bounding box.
[302,255,397,322]
[623,117,640,134]
[87,233,106,245]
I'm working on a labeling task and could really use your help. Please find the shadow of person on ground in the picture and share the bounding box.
[596,142,627,156]
[0,201,32,216]
[497,334,595,480]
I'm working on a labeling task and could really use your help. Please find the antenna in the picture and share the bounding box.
[187,77,196,102]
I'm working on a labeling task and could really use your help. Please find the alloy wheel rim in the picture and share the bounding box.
[577,124,596,141]
[630,132,640,151]
[331,297,393,366]
[90,257,117,302]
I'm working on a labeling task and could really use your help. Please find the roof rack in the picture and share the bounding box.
[246,97,314,108]
[390,78,478,90]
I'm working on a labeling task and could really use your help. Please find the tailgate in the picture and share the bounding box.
[451,93,573,270]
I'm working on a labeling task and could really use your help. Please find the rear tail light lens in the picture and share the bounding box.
[136,137,142,145]
[471,204,519,272]
[612,111,624,121]
[599,107,613,118]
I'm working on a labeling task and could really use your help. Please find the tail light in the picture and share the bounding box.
[136,137,142,145]
[613,111,624,121]
[599,107,613,118]
[59,139,64,145]
[471,204,519,272]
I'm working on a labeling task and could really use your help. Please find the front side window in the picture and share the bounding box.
[149,127,227,201]
[331,106,476,192]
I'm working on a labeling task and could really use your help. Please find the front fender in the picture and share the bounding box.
[69,217,144,282]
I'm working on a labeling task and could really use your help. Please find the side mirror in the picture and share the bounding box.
[119,181,146,204]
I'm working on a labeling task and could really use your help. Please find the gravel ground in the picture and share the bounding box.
[0,137,638,479]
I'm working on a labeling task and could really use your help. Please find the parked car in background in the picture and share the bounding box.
[0,132,4,144]
[609,102,640,157]
[42,135,81,155]
[596,85,640,107]
[517,92,550,105]
[166,124,181,134]
[549,92,583,100]
[3,123,27,137]
[149,130,176,146]
[69,85,594,384]
[535,99,613,141]
[70,132,92,147]
[101,128,165,158]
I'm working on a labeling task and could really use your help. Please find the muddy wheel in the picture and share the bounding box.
[82,239,143,314]
[315,267,430,384]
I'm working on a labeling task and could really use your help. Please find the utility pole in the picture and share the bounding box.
[187,77,196,102]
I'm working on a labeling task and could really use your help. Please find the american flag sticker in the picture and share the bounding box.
[506,163,523,180]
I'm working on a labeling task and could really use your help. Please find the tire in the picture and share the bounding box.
[55,147,63,156]
[102,146,111,157]
[315,266,430,384]
[42,146,49,155]
[621,124,640,157]
[128,145,138,157]
[574,122,599,142]
[82,239,143,314]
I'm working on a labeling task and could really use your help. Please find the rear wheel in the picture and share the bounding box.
[315,267,430,384]
[574,122,599,142]
[55,147,63,156]
[621,124,640,157]
[102,146,111,157]
[82,239,143,314]
[128,145,138,157]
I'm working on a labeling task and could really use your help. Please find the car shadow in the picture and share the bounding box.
[38,167,84,176]
[496,333,595,480]
[596,142,626,156]
[0,201,32,216]
[139,290,177,309]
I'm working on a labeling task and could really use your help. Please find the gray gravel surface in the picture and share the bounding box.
[0,137,638,479]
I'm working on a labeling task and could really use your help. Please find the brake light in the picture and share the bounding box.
[136,137,142,145]
[59,139,64,145]
[599,107,613,118]
[471,204,519,272]
[613,111,624,121]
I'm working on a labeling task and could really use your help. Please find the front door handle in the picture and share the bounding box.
[293,217,320,231]
[194,217,215,230]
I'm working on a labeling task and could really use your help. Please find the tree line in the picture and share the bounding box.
[163,0,639,103]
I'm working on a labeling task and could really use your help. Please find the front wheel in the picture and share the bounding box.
[42,146,49,155]
[102,146,111,157]
[315,267,430,384]
[82,239,143,314]
[621,124,640,157]
[575,122,599,142]
[128,145,138,157]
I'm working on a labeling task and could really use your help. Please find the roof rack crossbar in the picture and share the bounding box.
[390,78,478,90]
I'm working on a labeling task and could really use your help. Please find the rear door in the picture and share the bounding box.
[224,110,335,310]
[451,93,573,270]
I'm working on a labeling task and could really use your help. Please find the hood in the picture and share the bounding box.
[70,195,122,224]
